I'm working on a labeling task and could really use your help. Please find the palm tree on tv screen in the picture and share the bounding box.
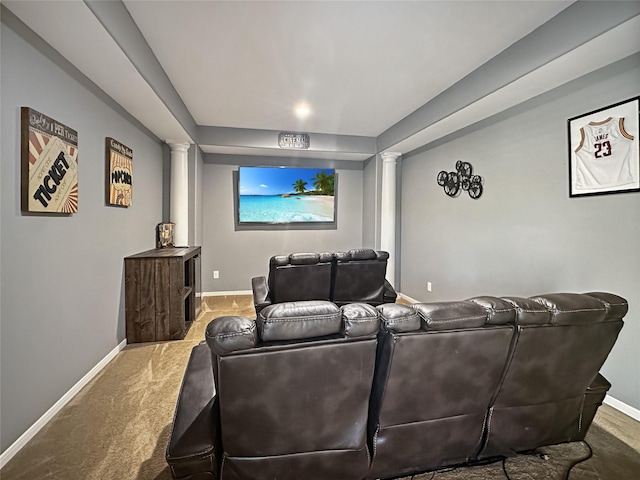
[327,173,334,195]
[312,171,335,195]
[293,179,307,194]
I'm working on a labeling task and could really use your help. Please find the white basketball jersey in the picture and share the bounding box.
[575,117,635,189]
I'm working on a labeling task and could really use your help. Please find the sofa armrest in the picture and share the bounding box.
[166,342,220,480]
[206,316,258,355]
[383,279,397,303]
[251,276,271,313]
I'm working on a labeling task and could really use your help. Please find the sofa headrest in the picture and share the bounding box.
[348,248,377,260]
[289,252,321,265]
[335,248,387,262]
[530,293,606,325]
[584,292,629,320]
[270,252,333,267]
[466,296,516,325]
[377,303,421,333]
[501,297,551,325]
[205,301,379,356]
[270,254,291,266]
[205,316,258,355]
[375,250,390,261]
[414,301,488,330]
[318,251,334,263]
[258,300,342,342]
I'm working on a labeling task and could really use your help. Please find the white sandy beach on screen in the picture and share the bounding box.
[298,194,334,218]
[302,195,334,204]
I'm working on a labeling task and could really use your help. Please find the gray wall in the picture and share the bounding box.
[0,16,164,452]
[2,1,638,458]
[400,56,640,410]
[200,163,364,292]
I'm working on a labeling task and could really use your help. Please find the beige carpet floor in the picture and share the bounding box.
[1,295,639,480]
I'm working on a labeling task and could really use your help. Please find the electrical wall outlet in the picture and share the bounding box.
[427,281,432,292]
[213,270,219,279]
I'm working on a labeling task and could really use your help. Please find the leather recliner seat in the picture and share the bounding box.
[252,252,334,313]
[476,292,625,459]
[194,300,379,480]
[366,300,516,479]
[251,249,398,314]
[332,249,396,306]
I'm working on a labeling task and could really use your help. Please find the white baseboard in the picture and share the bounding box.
[204,291,416,301]
[398,292,420,304]
[202,290,252,297]
[205,291,421,302]
[0,339,127,469]
[604,395,640,422]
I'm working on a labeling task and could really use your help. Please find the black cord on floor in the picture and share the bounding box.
[501,440,593,480]
[564,440,593,480]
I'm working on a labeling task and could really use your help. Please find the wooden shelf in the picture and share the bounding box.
[124,246,201,343]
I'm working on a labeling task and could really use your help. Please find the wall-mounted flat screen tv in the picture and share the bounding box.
[238,166,336,224]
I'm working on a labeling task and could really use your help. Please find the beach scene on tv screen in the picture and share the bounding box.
[239,167,335,223]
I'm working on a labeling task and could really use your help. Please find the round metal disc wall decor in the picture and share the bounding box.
[437,161,484,199]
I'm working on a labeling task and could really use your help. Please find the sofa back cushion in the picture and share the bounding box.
[332,249,389,305]
[268,252,333,304]
[492,293,622,406]
[205,300,379,480]
[367,302,514,478]
[479,292,625,458]
[215,336,376,480]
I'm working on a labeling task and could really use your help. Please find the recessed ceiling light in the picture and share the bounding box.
[294,103,311,119]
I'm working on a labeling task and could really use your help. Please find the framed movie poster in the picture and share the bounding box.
[21,107,79,213]
[106,137,133,207]
[568,97,640,197]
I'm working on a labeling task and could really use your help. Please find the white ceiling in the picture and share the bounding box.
[4,1,640,161]
[123,0,570,136]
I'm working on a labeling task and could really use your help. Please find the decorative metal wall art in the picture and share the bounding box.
[437,161,484,199]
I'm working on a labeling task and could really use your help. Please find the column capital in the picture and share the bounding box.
[380,151,401,163]
[166,141,190,153]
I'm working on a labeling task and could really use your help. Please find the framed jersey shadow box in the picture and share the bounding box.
[568,96,640,197]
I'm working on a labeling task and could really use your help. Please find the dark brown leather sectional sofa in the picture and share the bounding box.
[166,291,627,480]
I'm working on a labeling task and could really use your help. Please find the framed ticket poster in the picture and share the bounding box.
[568,97,640,197]
[106,137,133,207]
[21,107,78,213]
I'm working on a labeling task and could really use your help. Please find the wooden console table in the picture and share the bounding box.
[124,246,201,343]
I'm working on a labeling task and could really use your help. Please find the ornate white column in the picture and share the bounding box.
[380,151,401,286]
[168,142,190,247]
